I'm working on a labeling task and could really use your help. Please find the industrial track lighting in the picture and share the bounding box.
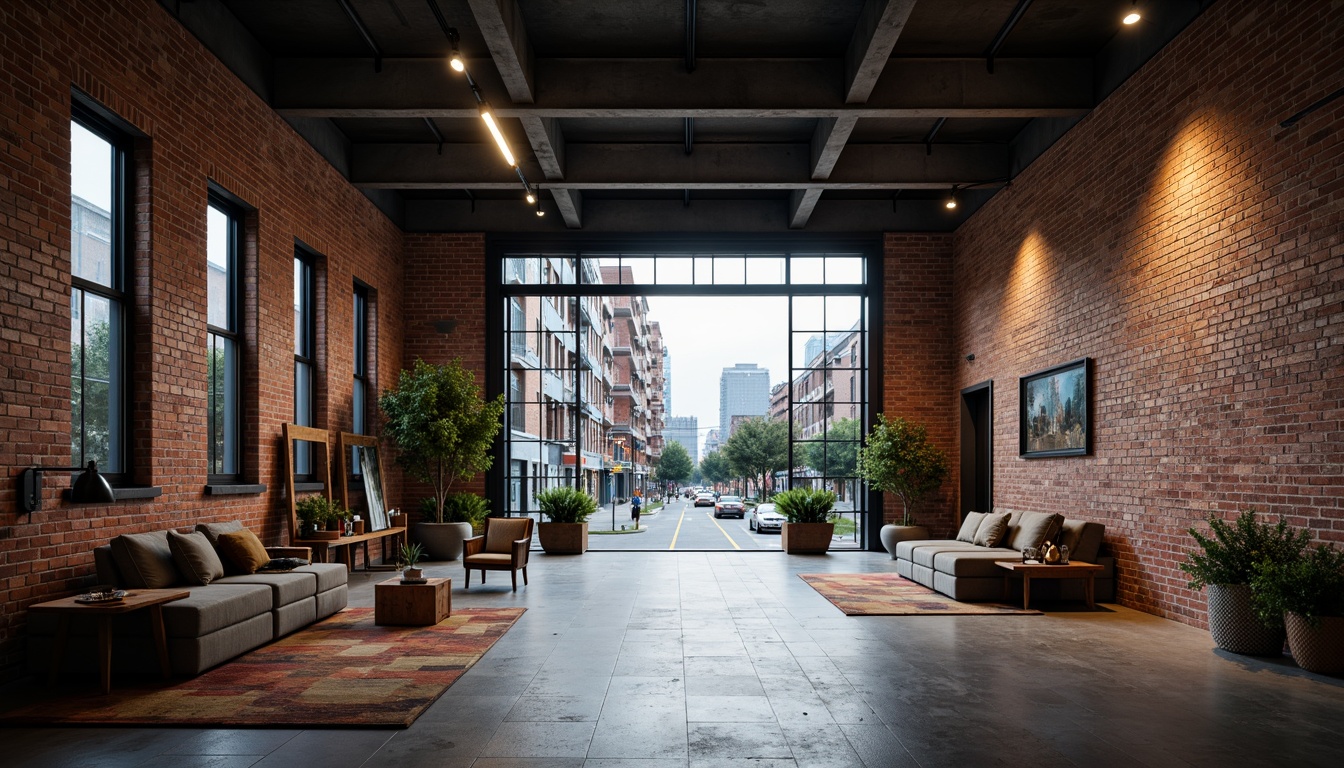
[479,102,516,167]
[1123,2,1141,25]
[945,187,959,210]
[526,186,537,205]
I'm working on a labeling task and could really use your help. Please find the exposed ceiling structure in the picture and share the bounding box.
[164,0,1210,232]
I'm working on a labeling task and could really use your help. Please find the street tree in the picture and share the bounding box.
[656,441,694,487]
[699,450,731,488]
[804,417,861,499]
[722,417,789,499]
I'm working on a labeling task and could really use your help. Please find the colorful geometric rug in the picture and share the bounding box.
[799,573,1041,616]
[0,607,524,728]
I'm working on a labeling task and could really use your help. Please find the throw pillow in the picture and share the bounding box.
[973,512,1011,547]
[1004,511,1064,552]
[194,520,245,548]
[110,531,181,589]
[955,512,986,543]
[167,529,226,585]
[216,530,271,574]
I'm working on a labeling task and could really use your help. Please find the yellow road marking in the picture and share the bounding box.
[668,506,687,550]
[707,512,742,550]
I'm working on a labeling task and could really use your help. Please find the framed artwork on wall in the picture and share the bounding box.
[1019,357,1091,458]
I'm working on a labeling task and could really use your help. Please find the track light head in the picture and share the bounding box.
[450,48,465,72]
[535,199,546,217]
[1123,1,1141,24]
[526,188,537,205]
[945,187,959,210]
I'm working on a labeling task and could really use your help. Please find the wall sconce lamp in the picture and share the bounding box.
[20,460,115,513]
[1123,2,1141,25]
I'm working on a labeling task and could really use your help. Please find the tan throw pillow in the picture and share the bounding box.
[973,512,1011,548]
[167,530,226,585]
[216,530,271,574]
[1005,511,1063,552]
[194,520,245,548]
[110,531,181,589]
[956,512,986,543]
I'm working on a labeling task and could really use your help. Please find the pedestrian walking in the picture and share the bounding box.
[631,490,642,526]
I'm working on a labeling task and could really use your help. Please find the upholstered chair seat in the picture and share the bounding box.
[463,517,533,591]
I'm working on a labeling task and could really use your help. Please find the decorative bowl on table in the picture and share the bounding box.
[75,589,127,604]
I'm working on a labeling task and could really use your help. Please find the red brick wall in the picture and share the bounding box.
[399,234,490,514]
[0,0,404,678]
[951,0,1344,626]
[882,233,959,535]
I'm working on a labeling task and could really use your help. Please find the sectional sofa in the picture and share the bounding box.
[28,521,348,677]
[894,508,1115,603]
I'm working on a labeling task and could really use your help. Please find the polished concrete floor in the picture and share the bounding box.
[7,550,1344,767]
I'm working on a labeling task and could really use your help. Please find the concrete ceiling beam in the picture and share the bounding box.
[273,57,1093,118]
[465,0,535,103]
[350,142,1006,189]
[845,0,918,104]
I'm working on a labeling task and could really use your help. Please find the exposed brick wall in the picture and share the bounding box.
[0,0,404,679]
[398,234,489,516]
[882,234,959,536]
[951,0,1344,627]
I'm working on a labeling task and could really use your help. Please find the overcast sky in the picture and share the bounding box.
[647,296,789,456]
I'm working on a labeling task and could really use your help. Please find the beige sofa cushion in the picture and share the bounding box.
[973,512,1010,547]
[195,520,245,548]
[215,572,317,608]
[160,583,273,639]
[111,531,181,589]
[1004,511,1063,552]
[933,549,1024,578]
[168,530,226,585]
[1058,519,1105,563]
[955,512,986,543]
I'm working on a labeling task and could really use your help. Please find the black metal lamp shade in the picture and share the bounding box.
[19,460,115,513]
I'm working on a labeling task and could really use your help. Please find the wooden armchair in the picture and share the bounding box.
[463,516,534,591]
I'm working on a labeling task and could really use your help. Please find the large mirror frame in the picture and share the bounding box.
[337,432,389,532]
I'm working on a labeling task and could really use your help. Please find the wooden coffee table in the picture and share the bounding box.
[997,561,1104,610]
[29,588,189,693]
[375,577,451,626]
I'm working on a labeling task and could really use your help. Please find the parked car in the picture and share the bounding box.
[749,503,785,534]
[714,495,745,519]
[694,491,716,507]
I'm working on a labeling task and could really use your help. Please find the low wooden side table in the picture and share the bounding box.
[29,589,189,694]
[996,561,1104,610]
[375,577,451,626]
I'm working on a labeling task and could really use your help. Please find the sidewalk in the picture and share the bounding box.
[587,499,667,532]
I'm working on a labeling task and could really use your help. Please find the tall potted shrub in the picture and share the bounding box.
[536,486,597,554]
[1181,510,1310,655]
[856,414,948,557]
[1251,543,1344,674]
[774,488,837,554]
[380,358,505,561]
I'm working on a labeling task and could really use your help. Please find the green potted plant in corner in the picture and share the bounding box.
[536,486,597,554]
[774,488,837,554]
[296,495,344,540]
[856,414,949,557]
[398,542,426,582]
[380,358,505,562]
[1251,542,1344,674]
[1181,509,1310,656]
[416,493,491,560]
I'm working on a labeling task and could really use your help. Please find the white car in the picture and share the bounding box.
[694,491,717,507]
[749,503,785,534]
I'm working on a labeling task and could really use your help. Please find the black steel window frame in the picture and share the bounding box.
[351,280,371,479]
[70,101,132,483]
[293,247,316,480]
[485,235,885,550]
[206,190,242,482]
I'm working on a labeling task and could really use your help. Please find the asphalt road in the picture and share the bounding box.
[587,496,782,551]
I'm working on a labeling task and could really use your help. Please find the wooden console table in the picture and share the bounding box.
[29,589,189,693]
[996,560,1104,610]
[297,526,407,571]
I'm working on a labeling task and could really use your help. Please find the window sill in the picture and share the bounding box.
[64,486,162,502]
[205,483,267,496]
[294,482,325,493]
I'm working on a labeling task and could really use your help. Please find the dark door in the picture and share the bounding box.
[960,381,993,515]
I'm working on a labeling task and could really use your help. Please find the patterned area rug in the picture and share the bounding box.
[799,573,1041,616]
[1,607,524,728]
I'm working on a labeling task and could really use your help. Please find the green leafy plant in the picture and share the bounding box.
[397,542,425,569]
[536,486,598,524]
[421,492,491,527]
[379,358,506,523]
[296,495,344,533]
[1180,509,1311,590]
[772,488,837,524]
[1250,543,1344,629]
[856,414,948,526]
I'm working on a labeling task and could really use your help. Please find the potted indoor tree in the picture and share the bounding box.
[774,488,837,554]
[1251,542,1344,674]
[417,493,491,560]
[1181,509,1310,655]
[856,414,948,557]
[536,486,597,554]
[380,358,505,561]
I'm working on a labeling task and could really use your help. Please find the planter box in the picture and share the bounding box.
[538,522,588,554]
[1286,612,1344,675]
[782,522,834,554]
